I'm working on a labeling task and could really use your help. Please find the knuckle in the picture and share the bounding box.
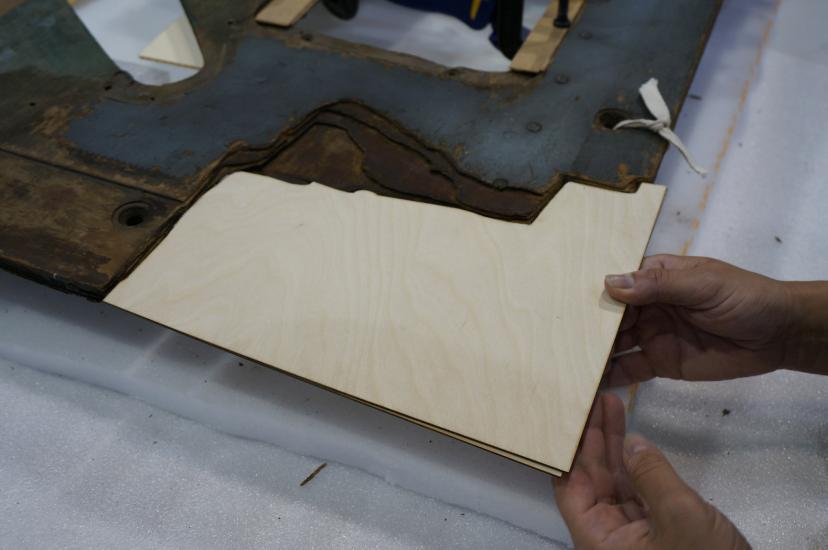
[642,267,668,290]
[660,492,704,522]
[696,269,721,290]
[647,268,673,301]
[642,254,670,269]
[629,449,666,480]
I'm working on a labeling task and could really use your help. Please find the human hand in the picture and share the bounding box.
[603,255,795,384]
[553,393,749,549]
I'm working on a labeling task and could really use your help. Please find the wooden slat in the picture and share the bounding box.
[139,16,204,70]
[510,0,586,74]
[255,0,318,28]
[106,173,664,472]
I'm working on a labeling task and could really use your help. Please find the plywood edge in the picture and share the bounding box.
[554,181,665,473]
[139,15,204,70]
[510,0,586,74]
[255,0,318,27]
[332,391,565,476]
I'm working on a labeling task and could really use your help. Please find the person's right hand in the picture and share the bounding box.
[554,393,749,550]
[603,255,796,384]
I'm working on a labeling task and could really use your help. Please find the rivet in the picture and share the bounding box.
[555,73,570,85]
[526,121,543,133]
[579,30,593,39]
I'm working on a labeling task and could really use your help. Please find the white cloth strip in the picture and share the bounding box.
[614,78,708,176]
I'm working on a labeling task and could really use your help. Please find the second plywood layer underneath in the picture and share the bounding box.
[106,173,664,473]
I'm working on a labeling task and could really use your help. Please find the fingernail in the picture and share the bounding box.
[624,435,650,458]
[605,273,635,289]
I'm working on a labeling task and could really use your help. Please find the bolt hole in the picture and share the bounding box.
[594,109,632,130]
[28,102,36,107]
[104,84,112,91]
[114,202,151,227]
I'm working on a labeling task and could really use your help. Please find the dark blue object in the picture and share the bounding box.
[387,0,497,30]
[322,0,524,58]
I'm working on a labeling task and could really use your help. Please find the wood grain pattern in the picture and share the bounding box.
[105,173,664,472]
[510,0,585,74]
[255,0,318,27]
[139,15,204,69]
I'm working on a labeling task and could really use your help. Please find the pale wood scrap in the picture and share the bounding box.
[139,15,204,70]
[510,0,586,74]
[256,0,318,27]
[105,173,664,473]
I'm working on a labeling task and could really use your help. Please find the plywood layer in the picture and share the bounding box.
[139,15,204,70]
[255,0,318,27]
[105,173,664,472]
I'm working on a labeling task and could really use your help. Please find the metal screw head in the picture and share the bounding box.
[526,121,543,133]
[555,73,570,85]
[579,30,593,39]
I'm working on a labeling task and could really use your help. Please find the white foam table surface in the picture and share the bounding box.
[1,0,827,548]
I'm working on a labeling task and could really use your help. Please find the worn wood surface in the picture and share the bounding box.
[105,173,664,472]
[0,150,177,297]
[510,0,586,74]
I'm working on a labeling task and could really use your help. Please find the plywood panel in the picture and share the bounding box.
[255,0,318,27]
[139,15,204,69]
[510,0,585,74]
[105,173,664,472]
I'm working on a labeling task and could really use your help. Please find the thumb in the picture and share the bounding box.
[623,435,697,523]
[604,267,705,307]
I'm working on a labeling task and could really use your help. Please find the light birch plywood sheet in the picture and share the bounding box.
[106,173,664,472]
[255,0,318,27]
[139,15,204,70]
[510,0,585,74]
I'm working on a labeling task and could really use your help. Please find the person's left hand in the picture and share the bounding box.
[552,393,749,549]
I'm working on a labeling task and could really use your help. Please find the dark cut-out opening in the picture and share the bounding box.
[594,108,632,130]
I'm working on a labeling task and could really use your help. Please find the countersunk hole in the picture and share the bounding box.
[594,109,632,130]
[114,202,151,227]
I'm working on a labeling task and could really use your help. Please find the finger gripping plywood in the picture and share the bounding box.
[105,173,664,473]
